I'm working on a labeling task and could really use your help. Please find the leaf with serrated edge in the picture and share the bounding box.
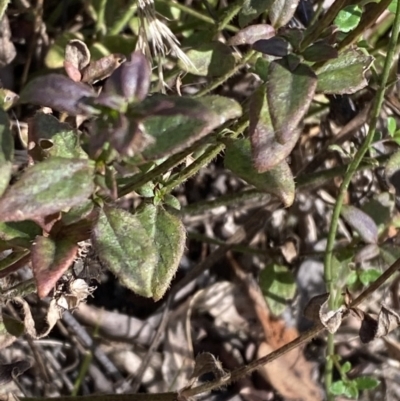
[0,110,13,197]
[136,204,186,301]
[0,157,94,222]
[92,207,158,298]
[224,138,295,206]
[31,236,79,298]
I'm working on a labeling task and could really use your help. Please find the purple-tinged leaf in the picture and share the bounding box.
[19,74,96,116]
[252,37,291,57]
[31,236,78,298]
[267,58,317,144]
[0,157,95,222]
[140,95,242,159]
[227,24,275,46]
[0,110,13,197]
[249,84,301,172]
[224,138,295,206]
[269,0,300,29]
[341,205,378,244]
[316,49,374,94]
[104,51,150,102]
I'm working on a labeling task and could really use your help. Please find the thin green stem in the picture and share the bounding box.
[216,0,243,33]
[193,51,255,98]
[96,0,108,36]
[109,0,137,36]
[323,0,400,396]
[162,120,249,193]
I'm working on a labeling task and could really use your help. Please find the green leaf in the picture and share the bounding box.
[135,203,186,300]
[31,113,88,159]
[259,263,296,315]
[340,205,378,244]
[266,58,317,145]
[93,205,185,300]
[178,42,235,77]
[346,270,358,286]
[31,236,79,298]
[0,312,16,350]
[330,380,346,395]
[227,24,275,46]
[0,157,95,222]
[0,221,41,248]
[341,361,352,374]
[389,0,398,13]
[140,95,241,159]
[254,57,270,81]
[249,83,301,172]
[316,49,373,94]
[2,313,25,337]
[269,0,300,29]
[344,381,359,399]
[334,5,362,33]
[224,138,295,207]
[302,43,338,63]
[388,117,397,136]
[0,110,13,197]
[354,376,380,390]
[239,0,274,27]
[359,268,381,286]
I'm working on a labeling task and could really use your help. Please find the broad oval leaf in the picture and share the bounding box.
[64,39,91,82]
[0,221,41,248]
[0,157,95,222]
[266,58,317,144]
[92,207,158,298]
[340,205,378,244]
[316,49,373,94]
[224,138,295,207]
[0,110,13,197]
[140,95,242,159]
[227,24,275,46]
[239,0,274,27]
[178,42,235,77]
[136,203,186,301]
[19,74,96,116]
[92,205,185,300]
[334,5,362,33]
[31,236,79,298]
[249,84,301,172]
[269,0,300,29]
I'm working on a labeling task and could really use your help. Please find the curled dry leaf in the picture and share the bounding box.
[304,293,346,333]
[9,297,61,339]
[0,360,31,385]
[355,305,400,344]
[64,39,91,82]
